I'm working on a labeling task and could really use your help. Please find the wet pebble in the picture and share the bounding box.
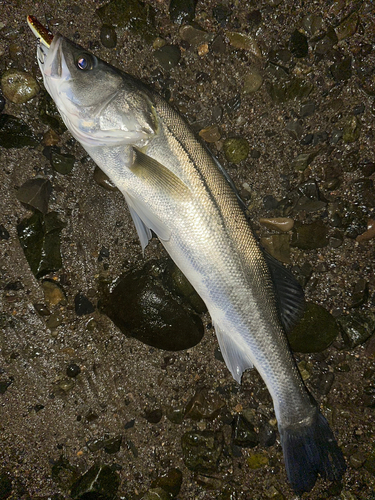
[212,5,232,26]
[291,220,329,249]
[70,464,120,499]
[232,414,259,448]
[151,468,183,497]
[42,280,66,308]
[66,363,81,378]
[86,435,122,454]
[223,137,249,163]
[246,452,269,469]
[50,151,75,175]
[74,293,95,316]
[0,114,37,148]
[335,12,359,41]
[302,14,323,36]
[314,371,335,396]
[350,279,369,308]
[181,430,224,472]
[179,25,213,47]
[42,129,60,147]
[169,0,196,24]
[356,219,375,243]
[331,55,352,82]
[259,217,294,232]
[343,115,361,143]
[144,408,163,424]
[260,234,290,264]
[289,29,308,58]
[154,45,181,71]
[351,178,375,207]
[258,421,277,447]
[1,69,39,104]
[140,488,171,500]
[337,311,375,349]
[226,32,261,58]
[199,124,221,143]
[184,387,225,420]
[268,77,313,103]
[17,212,65,278]
[300,100,316,117]
[99,260,204,350]
[16,178,52,215]
[243,68,263,93]
[100,24,117,48]
[93,165,117,191]
[291,151,318,171]
[285,120,303,140]
[0,225,10,240]
[287,303,340,353]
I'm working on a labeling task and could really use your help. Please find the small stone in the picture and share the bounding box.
[226,32,262,58]
[223,137,249,163]
[197,43,209,56]
[330,56,352,81]
[0,224,10,240]
[140,488,171,500]
[46,311,64,329]
[74,293,95,316]
[260,234,290,264]
[259,217,294,232]
[302,14,323,36]
[58,378,75,392]
[50,151,75,175]
[243,68,263,93]
[154,45,181,70]
[16,178,53,214]
[232,414,259,448]
[0,114,37,148]
[166,405,185,424]
[199,124,221,143]
[285,120,303,140]
[181,430,224,473]
[287,303,340,353]
[1,69,39,104]
[169,0,196,24]
[70,464,120,499]
[144,408,163,424]
[100,24,117,48]
[335,12,359,41]
[337,311,375,349]
[289,29,308,58]
[356,219,375,243]
[184,387,225,420]
[246,452,269,469]
[151,468,183,497]
[42,280,66,308]
[350,279,369,308]
[300,100,316,117]
[66,363,81,378]
[291,151,318,171]
[291,220,329,249]
[343,115,360,143]
[179,25,213,46]
[93,165,117,191]
[42,129,60,147]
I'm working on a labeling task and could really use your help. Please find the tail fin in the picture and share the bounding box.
[279,410,346,493]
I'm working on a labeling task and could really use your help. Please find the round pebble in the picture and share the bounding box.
[1,69,39,104]
[66,363,81,378]
[223,137,249,163]
[100,24,117,48]
[243,68,263,94]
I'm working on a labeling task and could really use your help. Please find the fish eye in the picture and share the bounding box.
[76,53,96,71]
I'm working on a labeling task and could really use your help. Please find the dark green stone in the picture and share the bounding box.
[289,29,308,58]
[268,78,313,103]
[151,468,183,497]
[291,220,329,250]
[100,24,117,49]
[351,178,375,207]
[0,471,12,500]
[140,488,172,500]
[51,455,77,487]
[184,387,225,420]
[17,212,65,278]
[169,0,196,24]
[232,414,259,448]
[337,311,375,349]
[16,178,53,214]
[223,137,249,163]
[50,151,75,175]
[98,261,204,351]
[74,293,95,316]
[0,114,37,148]
[96,0,156,42]
[86,435,122,454]
[144,408,163,424]
[70,464,120,500]
[0,380,12,394]
[330,56,352,81]
[154,45,181,71]
[343,115,360,143]
[287,303,340,353]
[181,430,224,473]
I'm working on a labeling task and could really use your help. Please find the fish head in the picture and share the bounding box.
[29,17,156,148]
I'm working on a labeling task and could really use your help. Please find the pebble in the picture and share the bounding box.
[337,311,375,348]
[184,387,225,420]
[179,25,213,47]
[243,68,263,93]
[260,234,290,263]
[246,453,269,469]
[335,12,359,41]
[232,414,259,448]
[0,94,5,112]
[287,303,340,353]
[181,430,224,472]
[300,100,316,117]
[144,408,163,424]
[0,114,37,148]
[330,55,352,81]
[70,464,120,499]
[74,293,95,316]
[356,219,375,242]
[291,220,329,249]
[93,165,117,191]
[0,224,10,240]
[140,488,171,500]
[225,32,262,58]
[285,120,303,140]
[289,29,309,58]
[223,137,249,163]
[343,115,361,143]
[42,129,60,147]
[42,280,66,308]
[16,178,52,215]
[259,217,294,232]
[151,468,183,497]
[169,0,196,24]
[302,14,323,36]
[154,45,181,70]
[66,363,81,378]
[291,151,318,171]
[100,24,117,49]
[199,124,221,142]
[50,151,75,175]
[1,69,39,104]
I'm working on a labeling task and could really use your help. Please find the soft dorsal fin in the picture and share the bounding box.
[263,252,305,332]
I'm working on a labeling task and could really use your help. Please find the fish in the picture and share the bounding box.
[27,16,346,493]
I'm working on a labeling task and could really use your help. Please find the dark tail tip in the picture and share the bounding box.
[280,411,346,494]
